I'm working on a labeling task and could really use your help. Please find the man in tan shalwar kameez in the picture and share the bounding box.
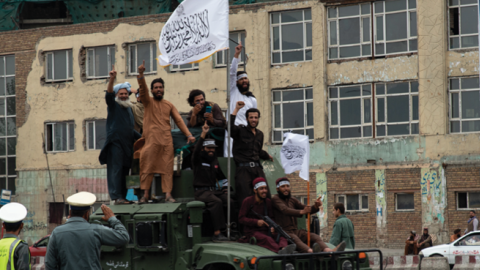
[134,61,195,203]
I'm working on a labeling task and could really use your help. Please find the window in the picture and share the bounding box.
[449,77,480,133]
[45,50,73,82]
[45,122,75,152]
[170,63,199,72]
[86,46,115,79]
[271,9,312,64]
[449,0,478,49]
[0,55,16,195]
[295,196,309,205]
[128,43,157,75]
[457,192,480,209]
[396,193,414,210]
[459,233,480,246]
[329,84,372,139]
[272,87,314,142]
[374,0,417,56]
[337,194,369,211]
[327,3,372,59]
[376,81,419,136]
[86,120,107,150]
[215,32,246,67]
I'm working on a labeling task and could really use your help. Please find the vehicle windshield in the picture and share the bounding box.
[455,233,480,246]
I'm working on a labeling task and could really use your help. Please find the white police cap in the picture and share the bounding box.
[67,192,97,210]
[0,202,27,223]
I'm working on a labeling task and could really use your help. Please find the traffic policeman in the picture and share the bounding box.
[45,192,129,270]
[0,202,30,270]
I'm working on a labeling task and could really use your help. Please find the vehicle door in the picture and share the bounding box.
[30,236,50,257]
[449,233,480,264]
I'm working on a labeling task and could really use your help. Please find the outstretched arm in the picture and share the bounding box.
[229,42,243,94]
[137,60,150,106]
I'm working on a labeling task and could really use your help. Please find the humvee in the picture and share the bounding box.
[91,158,381,270]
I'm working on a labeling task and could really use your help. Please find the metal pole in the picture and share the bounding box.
[226,49,231,240]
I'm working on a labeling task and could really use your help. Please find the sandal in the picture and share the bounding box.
[165,196,176,203]
[138,197,148,204]
[114,199,131,205]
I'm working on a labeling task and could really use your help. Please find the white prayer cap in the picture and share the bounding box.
[67,192,97,210]
[0,202,27,223]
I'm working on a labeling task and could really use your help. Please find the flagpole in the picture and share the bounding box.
[307,183,311,248]
[226,49,231,240]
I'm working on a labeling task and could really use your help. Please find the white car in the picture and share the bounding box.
[419,231,480,265]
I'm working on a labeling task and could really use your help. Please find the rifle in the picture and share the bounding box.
[251,209,295,245]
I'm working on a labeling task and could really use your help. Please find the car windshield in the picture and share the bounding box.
[456,234,480,246]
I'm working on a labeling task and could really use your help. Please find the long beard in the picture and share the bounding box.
[115,97,133,108]
[237,81,250,94]
[277,190,291,200]
[200,151,215,163]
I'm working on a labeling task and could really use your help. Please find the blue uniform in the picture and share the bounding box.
[45,217,129,270]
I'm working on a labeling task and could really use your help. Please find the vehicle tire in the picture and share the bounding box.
[205,263,236,270]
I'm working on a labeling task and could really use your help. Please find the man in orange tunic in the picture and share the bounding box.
[135,61,195,203]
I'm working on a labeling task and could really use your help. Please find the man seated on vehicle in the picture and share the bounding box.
[238,177,296,254]
[417,227,433,252]
[450,229,462,242]
[192,122,231,241]
[272,177,345,253]
[404,230,419,255]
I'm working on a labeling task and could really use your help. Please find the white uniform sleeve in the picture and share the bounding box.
[474,218,479,231]
[230,57,239,96]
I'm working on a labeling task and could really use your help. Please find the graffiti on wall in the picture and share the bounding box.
[375,170,387,228]
[420,167,446,224]
[316,173,328,229]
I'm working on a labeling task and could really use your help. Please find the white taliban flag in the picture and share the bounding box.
[280,133,310,181]
[158,0,229,67]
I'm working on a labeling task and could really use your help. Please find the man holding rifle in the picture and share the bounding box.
[238,177,296,254]
[272,177,346,253]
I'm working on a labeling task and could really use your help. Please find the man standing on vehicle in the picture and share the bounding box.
[417,227,433,252]
[465,210,478,234]
[192,122,231,241]
[272,177,345,253]
[135,61,195,203]
[329,203,355,249]
[230,101,273,205]
[46,192,129,270]
[238,177,296,254]
[0,202,30,270]
[99,65,140,205]
[224,42,257,158]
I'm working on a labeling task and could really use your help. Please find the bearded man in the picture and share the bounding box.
[224,42,257,158]
[238,177,296,254]
[99,65,140,205]
[272,177,344,253]
[191,122,231,241]
[417,227,433,252]
[135,61,195,203]
[230,101,273,205]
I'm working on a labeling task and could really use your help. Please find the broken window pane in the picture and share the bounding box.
[340,99,361,125]
[397,193,414,210]
[346,194,359,210]
[387,96,409,122]
[339,18,360,45]
[282,24,303,49]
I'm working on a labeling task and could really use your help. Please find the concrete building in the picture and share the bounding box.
[0,0,478,248]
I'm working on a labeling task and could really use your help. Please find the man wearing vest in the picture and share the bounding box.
[465,210,478,234]
[0,202,30,270]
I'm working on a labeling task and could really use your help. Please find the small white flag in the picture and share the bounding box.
[280,133,310,181]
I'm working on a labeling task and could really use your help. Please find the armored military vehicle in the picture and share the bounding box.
[91,158,381,270]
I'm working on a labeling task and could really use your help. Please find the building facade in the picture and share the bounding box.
[0,0,478,248]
